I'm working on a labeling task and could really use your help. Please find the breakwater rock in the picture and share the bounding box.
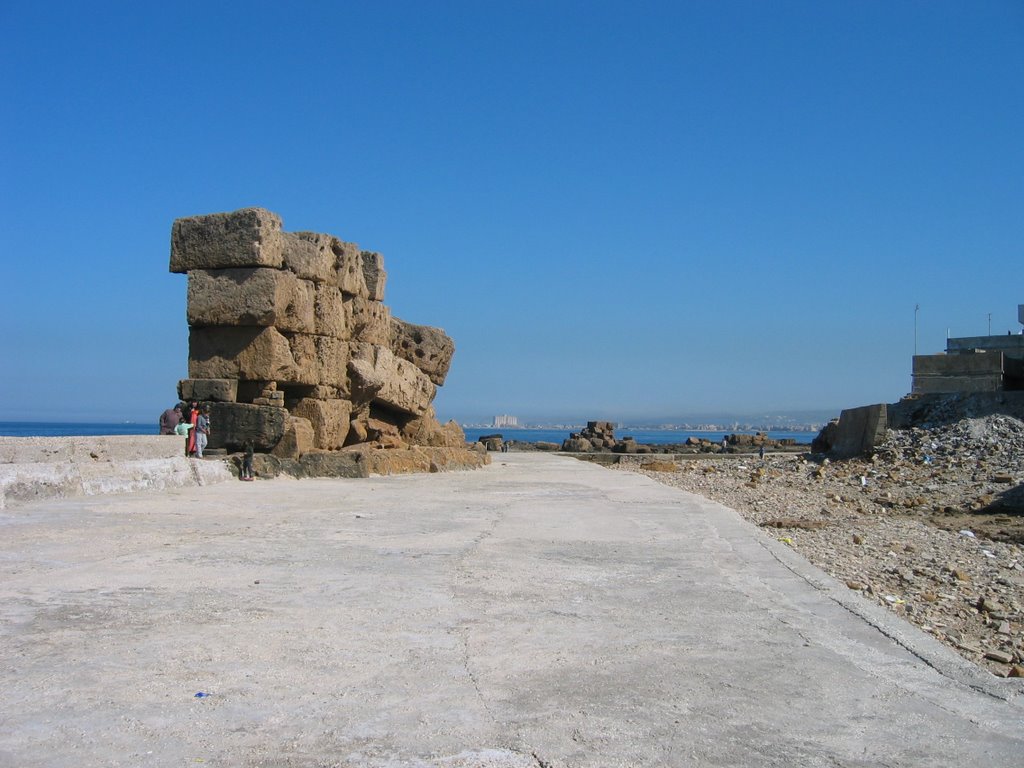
[556,421,800,455]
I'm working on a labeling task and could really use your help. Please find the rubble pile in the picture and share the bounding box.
[170,207,484,475]
[621,414,1024,677]
[562,421,618,452]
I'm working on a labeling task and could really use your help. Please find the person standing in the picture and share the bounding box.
[186,401,200,456]
[159,404,182,435]
[241,440,255,480]
[195,406,211,459]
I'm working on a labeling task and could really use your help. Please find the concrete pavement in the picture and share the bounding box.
[0,452,1021,767]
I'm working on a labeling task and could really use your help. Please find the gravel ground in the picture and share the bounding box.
[617,414,1024,678]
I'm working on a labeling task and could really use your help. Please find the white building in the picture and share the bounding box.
[492,414,519,428]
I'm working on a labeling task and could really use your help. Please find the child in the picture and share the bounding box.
[241,440,255,481]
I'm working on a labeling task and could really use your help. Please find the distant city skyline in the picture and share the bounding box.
[2,3,1021,423]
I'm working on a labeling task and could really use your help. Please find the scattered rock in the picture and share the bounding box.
[984,649,1015,664]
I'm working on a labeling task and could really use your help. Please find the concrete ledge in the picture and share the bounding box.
[0,436,232,509]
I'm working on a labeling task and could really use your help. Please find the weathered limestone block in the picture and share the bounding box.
[346,418,368,445]
[292,398,351,450]
[348,343,435,416]
[345,296,391,345]
[346,358,385,404]
[170,208,283,274]
[308,385,341,399]
[299,451,368,478]
[282,232,336,284]
[353,446,488,475]
[177,378,238,403]
[390,318,455,385]
[314,283,347,338]
[335,240,368,297]
[401,408,466,447]
[189,327,314,384]
[207,403,287,452]
[361,251,386,301]
[285,334,349,389]
[271,416,315,458]
[187,268,315,333]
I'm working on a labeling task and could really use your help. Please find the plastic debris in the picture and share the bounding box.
[958,530,976,538]
[194,692,210,698]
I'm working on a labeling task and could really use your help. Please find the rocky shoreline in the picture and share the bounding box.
[615,413,1024,678]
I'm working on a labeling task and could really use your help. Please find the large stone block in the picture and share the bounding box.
[298,451,368,478]
[361,250,386,301]
[285,334,349,389]
[348,343,435,416]
[282,231,337,284]
[271,416,315,458]
[314,283,347,338]
[188,327,315,384]
[177,378,238,403]
[390,318,454,385]
[399,407,465,448]
[292,398,352,450]
[207,402,287,452]
[345,296,391,345]
[187,268,314,333]
[335,240,368,297]
[829,404,888,459]
[170,208,283,273]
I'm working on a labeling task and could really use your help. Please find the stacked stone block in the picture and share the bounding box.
[170,207,461,456]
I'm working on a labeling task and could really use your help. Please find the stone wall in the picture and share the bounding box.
[170,207,474,466]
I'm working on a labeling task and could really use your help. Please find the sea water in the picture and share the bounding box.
[0,422,814,445]
[0,422,158,437]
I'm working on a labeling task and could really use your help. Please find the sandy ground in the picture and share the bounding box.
[1,453,1022,767]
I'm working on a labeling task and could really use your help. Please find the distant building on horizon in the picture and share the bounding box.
[492,414,519,428]
[911,303,1024,394]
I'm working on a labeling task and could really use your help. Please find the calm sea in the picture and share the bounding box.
[0,422,814,445]
[0,422,158,437]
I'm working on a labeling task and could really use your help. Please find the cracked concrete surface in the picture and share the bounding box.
[1,453,1022,766]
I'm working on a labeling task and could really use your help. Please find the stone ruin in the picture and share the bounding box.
[170,207,486,476]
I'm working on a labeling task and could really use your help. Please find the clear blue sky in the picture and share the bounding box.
[2,1,1021,424]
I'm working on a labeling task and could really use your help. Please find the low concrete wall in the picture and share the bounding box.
[0,436,233,509]
[912,352,1005,394]
[830,404,888,459]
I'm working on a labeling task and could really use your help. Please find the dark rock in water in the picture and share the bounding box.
[612,438,639,453]
[562,437,593,452]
